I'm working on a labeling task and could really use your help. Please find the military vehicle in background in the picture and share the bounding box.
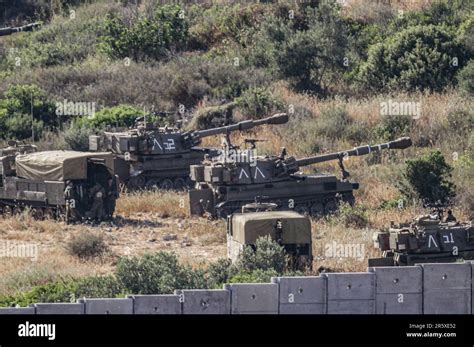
[0,141,37,156]
[189,137,412,218]
[369,211,474,266]
[227,201,312,270]
[0,150,119,223]
[89,113,289,190]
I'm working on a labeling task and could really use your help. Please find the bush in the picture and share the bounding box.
[457,59,474,96]
[275,4,348,93]
[0,84,56,140]
[100,5,188,61]
[115,251,207,294]
[0,275,123,307]
[228,269,280,284]
[235,87,282,118]
[359,25,466,92]
[77,104,144,129]
[64,123,94,151]
[66,232,109,260]
[400,150,456,206]
[237,236,288,274]
[332,202,369,228]
[374,114,412,141]
[206,258,234,289]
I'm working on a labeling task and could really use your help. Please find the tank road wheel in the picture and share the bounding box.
[31,208,44,220]
[127,175,146,190]
[159,179,173,190]
[173,178,186,191]
[185,177,194,189]
[3,205,13,217]
[310,202,324,218]
[145,179,160,190]
[44,208,54,220]
[324,200,338,214]
[294,204,309,215]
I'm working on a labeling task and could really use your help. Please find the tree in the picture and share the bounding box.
[0,84,55,140]
[358,25,466,92]
[275,3,348,94]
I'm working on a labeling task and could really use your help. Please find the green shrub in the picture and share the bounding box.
[457,59,474,96]
[63,123,94,151]
[228,269,279,284]
[331,202,369,228]
[237,236,288,274]
[275,4,348,93]
[206,258,234,289]
[400,150,456,206]
[100,4,188,61]
[0,84,56,140]
[374,114,412,141]
[79,104,144,129]
[236,87,282,118]
[359,25,466,92]
[115,251,207,294]
[66,232,109,260]
[0,275,123,307]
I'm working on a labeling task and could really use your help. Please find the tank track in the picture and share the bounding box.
[215,192,355,218]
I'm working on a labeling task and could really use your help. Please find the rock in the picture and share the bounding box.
[162,233,178,241]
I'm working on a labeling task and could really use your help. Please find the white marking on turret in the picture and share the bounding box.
[367,145,371,153]
[153,138,163,151]
[428,234,438,248]
[254,166,266,179]
[239,168,249,179]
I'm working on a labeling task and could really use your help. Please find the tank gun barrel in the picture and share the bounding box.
[195,113,288,138]
[295,137,412,166]
[0,22,41,36]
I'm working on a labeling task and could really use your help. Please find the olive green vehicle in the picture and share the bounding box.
[189,137,412,218]
[227,202,312,270]
[89,113,288,190]
[369,212,474,266]
[0,150,119,223]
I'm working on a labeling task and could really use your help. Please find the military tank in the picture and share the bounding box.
[369,211,474,266]
[0,150,119,223]
[89,113,289,190]
[227,201,312,270]
[189,137,412,218]
[0,141,37,156]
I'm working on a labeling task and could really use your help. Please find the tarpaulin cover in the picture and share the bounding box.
[15,151,114,181]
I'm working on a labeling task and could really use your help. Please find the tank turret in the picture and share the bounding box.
[369,211,474,266]
[189,138,412,218]
[89,113,288,190]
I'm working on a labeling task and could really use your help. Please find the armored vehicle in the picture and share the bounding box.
[227,202,312,270]
[89,113,288,190]
[0,141,37,156]
[0,150,119,223]
[369,213,474,266]
[189,137,412,218]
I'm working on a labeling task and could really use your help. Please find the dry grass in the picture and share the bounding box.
[116,190,190,218]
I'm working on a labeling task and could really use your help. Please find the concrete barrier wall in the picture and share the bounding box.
[1,262,473,315]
